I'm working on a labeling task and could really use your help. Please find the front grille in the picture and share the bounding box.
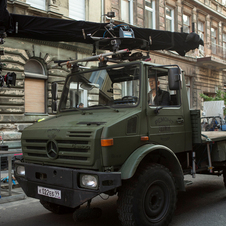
[28,153,47,158]
[23,130,94,166]
[68,131,92,138]
[26,139,48,143]
[58,156,87,160]
[26,146,46,150]
[58,148,88,153]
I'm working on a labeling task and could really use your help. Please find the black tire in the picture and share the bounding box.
[40,200,78,214]
[117,164,177,226]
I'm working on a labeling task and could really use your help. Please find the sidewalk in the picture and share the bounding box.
[0,170,26,204]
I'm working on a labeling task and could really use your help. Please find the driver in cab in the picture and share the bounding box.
[148,75,170,106]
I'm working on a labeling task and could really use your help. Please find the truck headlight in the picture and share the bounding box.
[16,165,25,176]
[80,174,98,190]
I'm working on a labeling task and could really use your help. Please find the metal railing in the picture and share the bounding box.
[199,42,226,60]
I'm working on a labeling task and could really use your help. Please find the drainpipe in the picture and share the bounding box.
[101,0,104,23]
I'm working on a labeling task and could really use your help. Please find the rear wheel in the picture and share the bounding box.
[40,200,78,214]
[118,164,177,226]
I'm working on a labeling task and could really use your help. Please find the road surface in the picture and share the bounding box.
[0,174,226,226]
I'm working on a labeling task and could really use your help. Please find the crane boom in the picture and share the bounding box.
[0,0,203,56]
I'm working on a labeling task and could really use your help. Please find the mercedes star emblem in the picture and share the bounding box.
[46,140,58,159]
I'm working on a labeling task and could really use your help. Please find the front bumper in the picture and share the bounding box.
[14,161,121,208]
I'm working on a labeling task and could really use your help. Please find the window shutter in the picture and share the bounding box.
[25,78,45,113]
[69,0,85,20]
[26,0,45,10]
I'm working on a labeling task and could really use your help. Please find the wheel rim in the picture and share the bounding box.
[143,181,170,223]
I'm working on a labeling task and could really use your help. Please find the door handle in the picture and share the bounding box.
[176,118,184,124]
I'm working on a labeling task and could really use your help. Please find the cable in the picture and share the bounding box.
[99,193,109,200]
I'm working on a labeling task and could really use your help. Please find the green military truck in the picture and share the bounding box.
[14,50,226,226]
[1,4,216,225]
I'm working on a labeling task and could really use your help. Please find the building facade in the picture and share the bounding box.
[0,0,102,149]
[106,0,226,110]
[1,0,226,149]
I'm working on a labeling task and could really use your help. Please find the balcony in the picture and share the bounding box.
[197,42,226,70]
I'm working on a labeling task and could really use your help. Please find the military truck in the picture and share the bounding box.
[2,3,222,226]
[13,49,226,226]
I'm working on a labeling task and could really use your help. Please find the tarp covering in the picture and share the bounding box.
[0,0,203,56]
[203,101,224,119]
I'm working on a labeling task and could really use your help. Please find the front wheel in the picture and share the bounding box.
[117,164,177,226]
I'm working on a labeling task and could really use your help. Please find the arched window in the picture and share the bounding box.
[24,59,47,113]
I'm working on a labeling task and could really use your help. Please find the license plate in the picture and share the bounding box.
[37,186,61,199]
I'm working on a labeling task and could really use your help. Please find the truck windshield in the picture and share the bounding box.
[59,63,140,111]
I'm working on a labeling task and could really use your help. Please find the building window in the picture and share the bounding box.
[26,0,45,10]
[89,70,107,89]
[185,76,191,108]
[166,6,174,31]
[223,0,226,5]
[69,84,88,108]
[211,27,217,54]
[183,14,190,33]
[69,0,85,20]
[24,59,46,113]
[145,0,155,29]
[198,21,205,55]
[121,0,133,24]
[223,33,226,58]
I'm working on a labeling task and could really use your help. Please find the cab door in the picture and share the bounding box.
[146,66,185,153]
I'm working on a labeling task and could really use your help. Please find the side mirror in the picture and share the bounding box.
[51,82,58,100]
[168,68,180,90]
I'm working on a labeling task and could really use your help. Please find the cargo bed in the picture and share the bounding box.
[201,131,226,142]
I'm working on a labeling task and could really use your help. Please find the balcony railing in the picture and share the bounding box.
[198,42,226,60]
